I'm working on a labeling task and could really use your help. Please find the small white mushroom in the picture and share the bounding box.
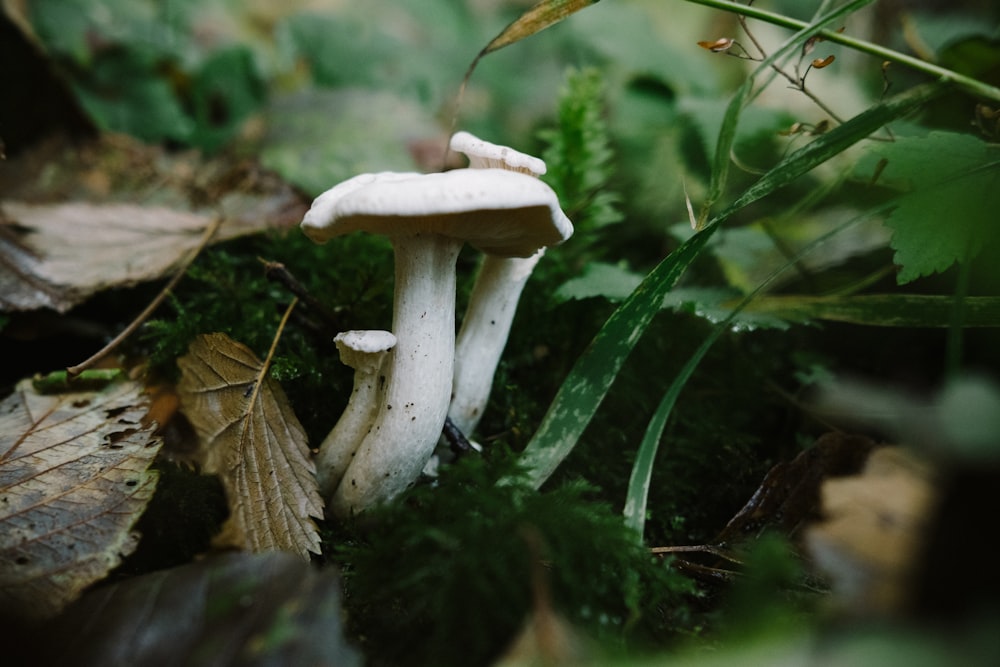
[447,131,571,438]
[315,330,397,500]
[450,130,547,175]
[302,168,571,516]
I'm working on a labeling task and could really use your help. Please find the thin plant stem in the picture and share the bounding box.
[684,0,1000,103]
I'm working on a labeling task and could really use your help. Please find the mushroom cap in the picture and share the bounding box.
[334,329,397,357]
[450,131,547,176]
[302,169,572,258]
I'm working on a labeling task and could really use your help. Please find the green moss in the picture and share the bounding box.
[333,452,698,667]
[142,229,395,441]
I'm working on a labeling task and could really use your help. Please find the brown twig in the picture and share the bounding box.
[442,416,476,455]
[67,215,224,376]
[260,258,342,331]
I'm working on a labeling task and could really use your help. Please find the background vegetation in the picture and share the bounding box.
[3,0,1000,665]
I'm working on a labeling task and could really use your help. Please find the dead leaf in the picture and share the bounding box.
[0,134,307,313]
[0,376,163,620]
[479,0,601,57]
[457,0,600,120]
[1,201,254,313]
[806,446,938,616]
[26,552,361,667]
[177,333,323,558]
[715,432,878,545]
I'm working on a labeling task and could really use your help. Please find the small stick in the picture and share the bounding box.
[260,259,342,330]
[442,415,476,455]
[649,544,744,565]
[67,215,224,376]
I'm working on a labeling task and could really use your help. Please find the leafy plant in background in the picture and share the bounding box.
[539,67,622,235]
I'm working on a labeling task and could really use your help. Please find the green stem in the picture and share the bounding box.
[683,0,1000,103]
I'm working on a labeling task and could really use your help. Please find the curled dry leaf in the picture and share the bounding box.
[698,37,735,53]
[0,376,163,620]
[0,202,260,313]
[177,333,323,558]
[0,133,306,314]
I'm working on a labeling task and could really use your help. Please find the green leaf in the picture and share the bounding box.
[863,131,1000,284]
[189,46,265,152]
[717,82,946,223]
[553,261,642,303]
[74,48,194,143]
[517,226,717,489]
[744,294,1000,328]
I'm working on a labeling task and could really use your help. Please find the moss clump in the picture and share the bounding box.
[333,452,698,667]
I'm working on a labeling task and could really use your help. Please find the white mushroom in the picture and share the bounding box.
[447,131,570,438]
[450,130,547,175]
[315,329,397,500]
[302,168,571,516]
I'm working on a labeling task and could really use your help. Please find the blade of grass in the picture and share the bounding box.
[622,86,953,532]
[519,81,942,490]
[478,0,601,57]
[518,226,717,489]
[714,81,945,224]
[623,203,894,538]
[703,0,875,220]
[743,293,1000,328]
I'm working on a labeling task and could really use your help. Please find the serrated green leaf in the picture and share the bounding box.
[553,261,642,303]
[864,131,1000,284]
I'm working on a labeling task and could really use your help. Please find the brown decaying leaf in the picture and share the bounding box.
[480,0,601,57]
[177,333,323,558]
[807,446,937,616]
[0,377,163,620]
[0,134,307,314]
[0,201,260,313]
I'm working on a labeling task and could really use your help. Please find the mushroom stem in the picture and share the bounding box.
[331,234,461,516]
[315,330,396,500]
[450,249,544,437]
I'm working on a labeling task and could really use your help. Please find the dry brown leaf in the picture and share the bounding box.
[1,201,259,313]
[0,376,163,620]
[177,333,323,558]
[0,134,306,313]
[806,446,938,616]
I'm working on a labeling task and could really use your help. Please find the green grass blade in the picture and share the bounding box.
[623,322,720,537]
[704,0,876,215]
[745,294,1000,328]
[521,82,944,490]
[713,81,945,224]
[518,225,717,489]
[622,206,877,538]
